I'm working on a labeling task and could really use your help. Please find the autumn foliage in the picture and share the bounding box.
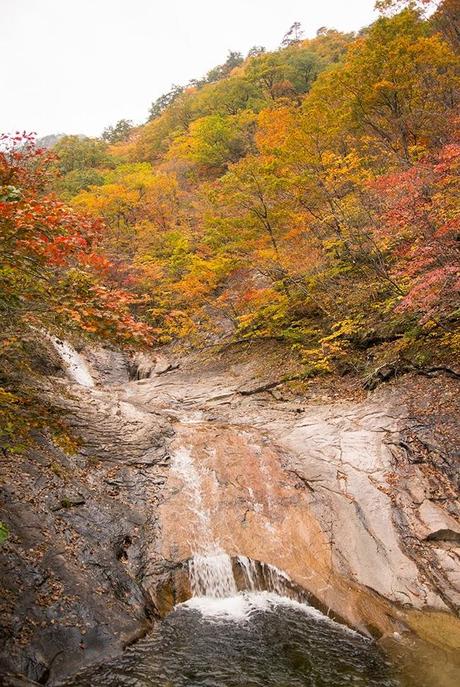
[0,133,150,449]
[2,2,459,448]
[61,5,459,362]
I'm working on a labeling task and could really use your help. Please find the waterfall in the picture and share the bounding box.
[236,557,302,600]
[189,554,237,598]
[49,336,95,387]
[170,447,238,598]
[170,446,306,606]
[237,556,258,592]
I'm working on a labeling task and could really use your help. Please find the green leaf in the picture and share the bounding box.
[0,521,9,544]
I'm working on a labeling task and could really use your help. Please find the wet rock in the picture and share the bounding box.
[128,351,157,380]
[82,346,130,385]
[1,341,459,683]
[0,377,169,683]
[1,676,42,687]
[426,530,460,544]
[418,500,460,541]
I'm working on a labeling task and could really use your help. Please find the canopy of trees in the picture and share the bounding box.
[2,1,459,449]
[66,4,458,357]
[0,134,150,450]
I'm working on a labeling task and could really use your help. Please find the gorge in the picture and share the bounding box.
[1,337,459,686]
[1,2,459,684]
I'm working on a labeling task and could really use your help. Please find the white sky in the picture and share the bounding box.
[1,0,378,138]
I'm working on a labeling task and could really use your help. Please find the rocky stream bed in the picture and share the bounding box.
[1,340,459,686]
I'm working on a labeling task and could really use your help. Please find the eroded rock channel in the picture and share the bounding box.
[1,340,459,686]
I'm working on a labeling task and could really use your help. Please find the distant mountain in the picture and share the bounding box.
[36,133,86,149]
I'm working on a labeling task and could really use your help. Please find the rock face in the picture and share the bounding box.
[1,342,459,684]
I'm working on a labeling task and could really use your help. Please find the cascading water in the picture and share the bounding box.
[171,445,317,610]
[35,341,454,687]
[49,336,95,387]
[170,446,238,599]
[62,402,411,686]
[236,556,302,599]
[237,555,258,592]
[189,553,237,597]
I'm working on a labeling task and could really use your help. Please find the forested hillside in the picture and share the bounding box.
[1,0,459,448]
[2,5,460,683]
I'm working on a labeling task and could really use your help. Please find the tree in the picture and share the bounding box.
[244,47,322,101]
[102,119,133,144]
[205,51,244,83]
[247,46,266,58]
[138,90,194,161]
[149,84,184,121]
[375,0,438,15]
[55,168,104,199]
[167,113,256,174]
[72,162,158,254]
[245,52,289,100]
[281,22,304,47]
[0,134,150,341]
[431,0,460,51]
[192,76,264,117]
[296,8,459,165]
[206,154,294,267]
[54,135,111,174]
[43,4,460,368]
[353,10,458,161]
[0,134,151,450]
[369,136,460,327]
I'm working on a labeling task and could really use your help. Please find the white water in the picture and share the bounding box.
[170,445,311,609]
[189,553,238,598]
[182,591,361,639]
[182,591,318,620]
[237,557,295,597]
[170,446,213,548]
[49,336,95,387]
[238,555,258,591]
[170,446,237,598]
[265,562,292,596]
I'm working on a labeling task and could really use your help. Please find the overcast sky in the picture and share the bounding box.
[2,0,378,138]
